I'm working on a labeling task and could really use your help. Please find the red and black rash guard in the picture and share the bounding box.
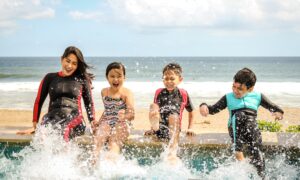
[153,87,194,139]
[154,87,194,128]
[33,71,95,141]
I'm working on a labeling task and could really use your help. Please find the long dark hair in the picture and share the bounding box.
[61,46,94,83]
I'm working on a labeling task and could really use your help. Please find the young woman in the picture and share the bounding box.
[17,46,95,142]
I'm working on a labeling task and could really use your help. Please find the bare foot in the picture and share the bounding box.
[203,120,210,124]
[165,153,181,166]
[104,152,119,163]
[89,157,98,168]
[186,129,195,136]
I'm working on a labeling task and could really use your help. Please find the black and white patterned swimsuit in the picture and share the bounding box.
[102,96,127,127]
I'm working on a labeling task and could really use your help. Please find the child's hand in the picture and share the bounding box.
[91,120,99,132]
[272,112,283,121]
[118,109,126,121]
[199,105,209,117]
[186,129,195,136]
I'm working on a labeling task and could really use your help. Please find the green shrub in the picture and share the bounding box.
[257,120,282,132]
[286,125,300,133]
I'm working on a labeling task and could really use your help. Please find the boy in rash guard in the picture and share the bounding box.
[145,63,195,161]
[199,68,284,179]
[17,46,95,142]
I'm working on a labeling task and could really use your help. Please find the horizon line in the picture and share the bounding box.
[0,56,300,58]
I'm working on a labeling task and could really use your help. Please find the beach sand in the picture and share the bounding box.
[0,107,299,134]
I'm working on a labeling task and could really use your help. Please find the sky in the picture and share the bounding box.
[0,0,300,57]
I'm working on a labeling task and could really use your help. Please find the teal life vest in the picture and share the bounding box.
[226,92,261,146]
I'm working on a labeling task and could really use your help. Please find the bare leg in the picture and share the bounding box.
[92,122,111,166]
[235,151,245,161]
[149,103,160,131]
[166,114,181,163]
[107,121,129,160]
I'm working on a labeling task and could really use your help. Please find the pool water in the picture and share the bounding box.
[0,130,299,179]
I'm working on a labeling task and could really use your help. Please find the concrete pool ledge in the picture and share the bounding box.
[0,127,299,150]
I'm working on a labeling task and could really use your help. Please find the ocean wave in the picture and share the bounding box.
[0,81,300,109]
[1,81,300,96]
[0,73,36,79]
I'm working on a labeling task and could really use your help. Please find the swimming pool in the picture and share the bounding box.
[1,138,299,179]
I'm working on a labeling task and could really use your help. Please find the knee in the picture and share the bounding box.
[149,103,159,111]
[149,103,159,115]
[149,103,160,120]
[116,122,129,135]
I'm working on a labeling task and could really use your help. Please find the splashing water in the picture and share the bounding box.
[0,127,299,179]
[3,126,89,179]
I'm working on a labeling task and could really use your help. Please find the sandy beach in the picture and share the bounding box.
[1,107,299,134]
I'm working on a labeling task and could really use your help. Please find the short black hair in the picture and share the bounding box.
[106,62,126,77]
[162,63,182,77]
[234,68,257,89]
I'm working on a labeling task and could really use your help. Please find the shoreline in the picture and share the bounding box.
[1,107,299,134]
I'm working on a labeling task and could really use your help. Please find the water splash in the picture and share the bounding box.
[9,126,87,179]
[93,152,146,179]
[0,127,299,179]
[204,158,260,180]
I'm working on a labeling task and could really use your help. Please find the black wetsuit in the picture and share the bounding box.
[200,92,284,178]
[154,88,194,139]
[33,71,95,141]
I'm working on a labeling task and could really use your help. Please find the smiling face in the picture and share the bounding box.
[163,70,183,92]
[107,68,125,91]
[232,82,253,98]
[61,53,78,77]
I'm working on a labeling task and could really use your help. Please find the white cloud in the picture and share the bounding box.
[107,0,300,30]
[0,21,17,35]
[22,8,55,20]
[107,0,263,27]
[69,11,104,21]
[0,0,55,33]
[274,1,300,22]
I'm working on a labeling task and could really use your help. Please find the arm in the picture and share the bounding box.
[202,95,227,115]
[16,122,38,135]
[125,89,135,121]
[17,74,50,135]
[119,88,135,121]
[186,110,195,136]
[199,95,227,116]
[82,79,96,123]
[92,89,106,134]
[187,111,194,129]
[260,93,284,120]
[185,93,195,136]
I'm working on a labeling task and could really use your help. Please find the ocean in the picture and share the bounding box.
[0,57,300,110]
